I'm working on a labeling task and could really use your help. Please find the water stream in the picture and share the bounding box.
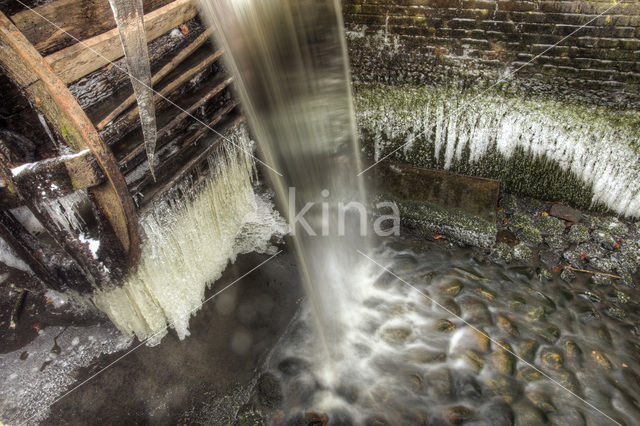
[199,0,370,381]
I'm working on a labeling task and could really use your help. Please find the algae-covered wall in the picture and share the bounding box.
[344,1,640,217]
[344,0,640,107]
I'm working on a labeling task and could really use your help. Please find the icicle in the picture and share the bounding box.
[108,0,157,179]
[93,129,288,345]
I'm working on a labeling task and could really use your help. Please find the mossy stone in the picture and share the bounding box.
[567,224,589,244]
[513,243,533,261]
[534,215,565,236]
[520,225,542,245]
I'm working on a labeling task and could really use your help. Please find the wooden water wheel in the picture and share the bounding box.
[0,0,243,292]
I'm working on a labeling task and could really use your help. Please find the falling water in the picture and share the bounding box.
[108,0,158,178]
[199,0,369,379]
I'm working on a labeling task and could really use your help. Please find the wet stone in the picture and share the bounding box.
[496,314,519,337]
[473,286,496,302]
[604,306,627,321]
[513,244,533,262]
[363,414,390,426]
[461,298,493,326]
[513,401,547,425]
[257,372,283,409]
[551,369,581,395]
[519,226,542,246]
[406,370,425,393]
[545,234,569,250]
[517,339,539,362]
[405,347,446,364]
[590,350,612,370]
[464,350,486,373]
[525,391,556,413]
[568,224,589,244]
[547,408,586,426]
[442,405,474,425]
[277,357,310,377]
[507,294,527,312]
[538,249,561,269]
[590,276,611,290]
[517,366,543,382]
[492,341,516,375]
[563,340,583,369]
[485,375,522,404]
[576,242,607,259]
[491,242,513,262]
[563,249,585,269]
[549,204,582,223]
[285,411,329,426]
[540,348,564,371]
[379,326,412,345]
[534,326,560,344]
[560,268,575,283]
[453,373,482,400]
[479,398,514,426]
[534,215,565,236]
[592,230,616,250]
[538,268,552,281]
[526,306,546,322]
[439,281,463,297]
[435,318,456,333]
[436,297,461,316]
[427,367,452,398]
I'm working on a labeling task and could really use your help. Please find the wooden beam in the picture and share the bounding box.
[101,46,222,144]
[96,28,213,130]
[129,101,238,194]
[0,149,106,209]
[10,0,173,55]
[142,116,244,210]
[0,12,139,266]
[119,75,233,168]
[44,0,198,84]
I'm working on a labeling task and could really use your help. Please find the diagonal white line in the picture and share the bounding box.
[357,249,622,426]
[357,1,621,177]
[25,249,282,423]
[13,0,283,177]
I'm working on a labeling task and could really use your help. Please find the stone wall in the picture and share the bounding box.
[343,0,640,108]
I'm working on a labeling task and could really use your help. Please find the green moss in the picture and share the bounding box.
[567,224,589,244]
[519,225,542,246]
[376,193,496,248]
[354,83,640,215]
[534,215,565,236]
[511,213,531,228]
[513,244,533,262]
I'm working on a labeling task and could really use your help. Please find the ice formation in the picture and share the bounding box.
[356,85,640,217]
[108,0,158,177]
[94,129,288,345]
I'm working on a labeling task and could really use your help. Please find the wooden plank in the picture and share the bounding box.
[101,46,222,145]
[96,28,213,130]
[0,210,64,292]
[0,12,139,266]
[129,101,238,194]
[119,75,233,167]
[141,116,244,210]
[0,149,106,209]
[10,0,173,55]
[44,0,198,84]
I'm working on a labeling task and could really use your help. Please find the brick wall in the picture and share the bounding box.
[343,0,640,107]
